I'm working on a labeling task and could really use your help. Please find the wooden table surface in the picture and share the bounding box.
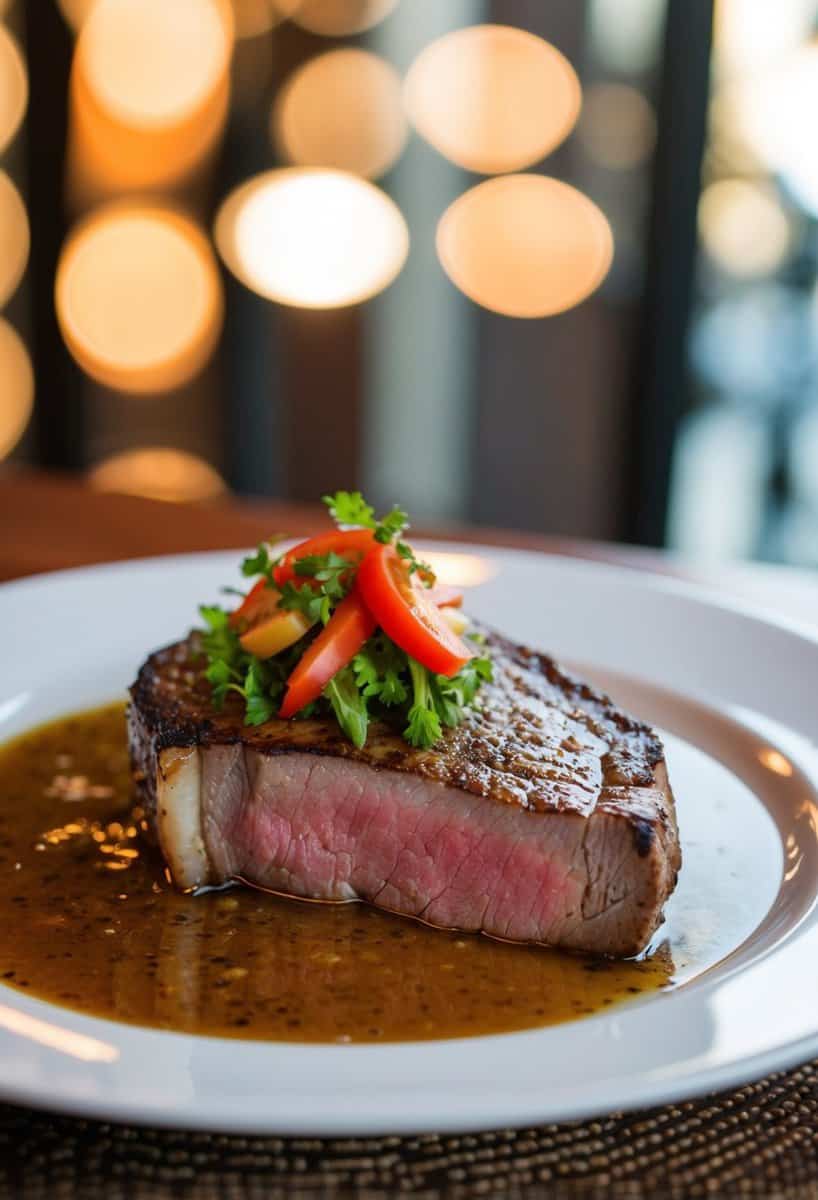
[0,468,667,582]
[6,468,818,632]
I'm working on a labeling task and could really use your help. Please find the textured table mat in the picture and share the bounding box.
[1,1061,817,1199]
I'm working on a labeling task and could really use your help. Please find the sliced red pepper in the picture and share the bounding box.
[279,590,376,719]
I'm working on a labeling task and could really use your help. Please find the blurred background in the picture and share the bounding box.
[3,0,818,564]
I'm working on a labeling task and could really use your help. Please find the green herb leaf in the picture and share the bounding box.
[278,580,328,624]
[205,658,239,708]
[324,666,369,749]
[244,660,276,726]
[198,605,242,669]
[245,693,275,725]
[405,704,442,750]
[429,676,464,728]
[278,551,357,628]
[353,635,409,706]
[322,491,376,529]
[378,667,408,706]
[324,490,415,551]
[396,540,435,583]
[199,604,229,631]
[442,656,493,709]
[374,506,408,544]
[241,537,285,581]
[241,544,272,579]
[294,551,354,600]
[404,657,442,749]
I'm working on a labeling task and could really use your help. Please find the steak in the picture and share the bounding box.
[128,629,680,957]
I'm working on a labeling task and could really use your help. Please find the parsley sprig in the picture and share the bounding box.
[403,650,493,749]
[328,632,493,750]
[322,490,378,531]
[198,606,311,726]
[322,491,433,580]
[197,490,491,750]
[277,551,355,625]
[353,634,408,706]
[240,538,284,584]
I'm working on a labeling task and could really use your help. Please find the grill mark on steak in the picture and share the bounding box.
[128,627,681,957]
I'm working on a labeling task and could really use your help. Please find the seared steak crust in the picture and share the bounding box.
[131,631,665,814]
[129,629,680,956]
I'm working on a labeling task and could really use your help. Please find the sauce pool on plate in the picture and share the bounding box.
[0,705,673,1042]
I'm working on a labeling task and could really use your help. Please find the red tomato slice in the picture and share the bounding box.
[273,530,376,589]
[279,591,376,719]
[228,578,267,629]
[356,544,473,677]
[427,583,463,608]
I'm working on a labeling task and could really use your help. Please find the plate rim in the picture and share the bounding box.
[1,543,818,1134]
[6,542,818,651]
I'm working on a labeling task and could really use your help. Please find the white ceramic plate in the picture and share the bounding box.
[1,545,818,1136]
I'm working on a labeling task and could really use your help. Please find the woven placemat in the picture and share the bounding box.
[1,1060,817,1200]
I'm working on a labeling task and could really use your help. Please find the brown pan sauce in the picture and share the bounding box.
[0,705,673,1042]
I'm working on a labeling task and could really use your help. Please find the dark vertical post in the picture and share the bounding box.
[472,0,600,537]
[626,0,713,545]
[280,305,362,501]
[220,23,362,500]
[24,1,84,468]
[218,31,281,498]
[274,24,362,500]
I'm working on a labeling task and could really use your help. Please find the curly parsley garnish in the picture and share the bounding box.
[198,606,310,726]
[197,490,491,750]
[322,491,433,580]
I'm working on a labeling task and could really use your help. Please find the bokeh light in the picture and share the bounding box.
[578,83,657,170]
[56,207,224,394]
[69,0,232,194]
[273,49,406,180]
[714,0,816,78]
[0,25,27,156]
[56,0,97,30]
[287,0,397,36]
[89,447,226,502]
[423,551,497,588]
[77,0,231,127]
[437,175,613,318]
[698,179,790,279]
[0,171,29,309]
[404,25,580,175]
[0,318,34,460]
[215,168,409,309]
[60,0,265,38]
[230,0,278,37]
[728,42,818,216]
[758,747,794,777]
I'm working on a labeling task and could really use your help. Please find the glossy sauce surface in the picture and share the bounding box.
[0,705,673,1042]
